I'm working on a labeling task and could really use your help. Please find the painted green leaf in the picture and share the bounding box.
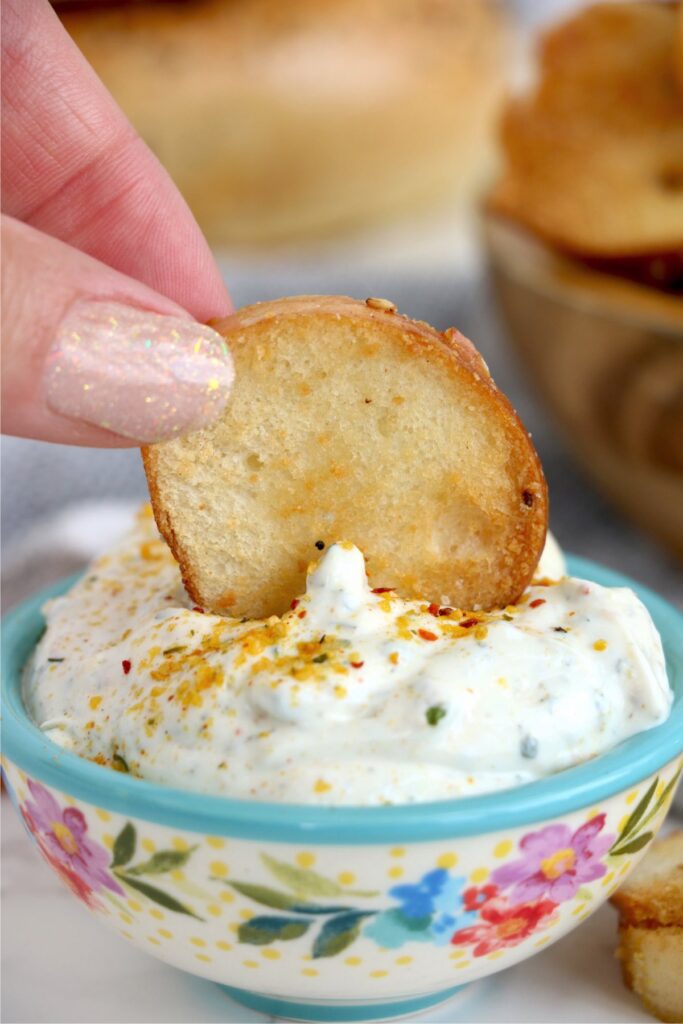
[238,916,311,945]
[228,881,350,915]
[312,911,374,959]
[229,882,300,911]
[642,767,682,829]
[610,832,654,857]
[110,823,136,868]
[126,847,197,875]
[391,909,433,933]
[118,874,202,919]
[575,887,593,901]
[261,854,377,899]
[613,778,658,847]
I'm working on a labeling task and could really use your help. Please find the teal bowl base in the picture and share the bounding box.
[218,983,468,1022]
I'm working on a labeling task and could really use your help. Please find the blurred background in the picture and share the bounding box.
[3,0,682,607]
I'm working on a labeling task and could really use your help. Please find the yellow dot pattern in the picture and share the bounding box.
[82,817,637,982]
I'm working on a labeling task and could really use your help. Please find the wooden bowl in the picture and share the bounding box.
[484,214,683,559]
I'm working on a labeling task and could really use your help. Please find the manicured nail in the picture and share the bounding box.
[44,300,234,443]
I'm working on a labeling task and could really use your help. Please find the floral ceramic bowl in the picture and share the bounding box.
[3,556,683,1023]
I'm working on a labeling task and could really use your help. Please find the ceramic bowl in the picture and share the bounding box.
[484,214,683,560]
[3,556,682,1023]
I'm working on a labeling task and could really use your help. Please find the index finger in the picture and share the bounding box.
[1,0,231,322]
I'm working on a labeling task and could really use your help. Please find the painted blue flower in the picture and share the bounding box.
[364,869,475,950]
[389,867,449,918]
[430,875,475,946]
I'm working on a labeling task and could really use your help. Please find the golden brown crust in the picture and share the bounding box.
[488,2,683,266]
[612,831,683,927]
[143,295,547,617]
[611,833,683,1022]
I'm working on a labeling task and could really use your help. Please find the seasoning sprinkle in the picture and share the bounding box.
[425,705,447,727]
[315,540,325,551]
[418,629,438,642]
[529,599,546,609]
[47,657,65,663]
[459,617,478,629]
[520,735,538,759]
[122,659,132,675]
[312,653,328,664]
[372,587,394,594]
[350,660,365,669]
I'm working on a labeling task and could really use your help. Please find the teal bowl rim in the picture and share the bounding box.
[2,555,682,844]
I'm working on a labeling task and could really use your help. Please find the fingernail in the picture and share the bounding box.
[44,300,234,443]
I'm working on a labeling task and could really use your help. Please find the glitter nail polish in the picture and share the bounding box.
[44,301,234,443]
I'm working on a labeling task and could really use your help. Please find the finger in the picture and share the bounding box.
[1,216,234,447]
[1,0,230,321]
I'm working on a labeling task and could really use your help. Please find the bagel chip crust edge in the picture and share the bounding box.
[143,296,548,617]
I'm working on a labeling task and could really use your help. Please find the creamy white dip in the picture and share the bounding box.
[24,508,672,805]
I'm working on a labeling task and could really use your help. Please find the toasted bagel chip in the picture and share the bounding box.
[488,2,683,270]
[143,296,547,617]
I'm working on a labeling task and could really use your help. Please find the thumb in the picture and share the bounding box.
[1,216,234,447]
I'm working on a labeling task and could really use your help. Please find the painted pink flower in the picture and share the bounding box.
[21,780,124,903]
[491,815,614,905]
[451,896,557,957]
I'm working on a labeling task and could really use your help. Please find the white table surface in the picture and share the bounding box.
[4,801,678,1024]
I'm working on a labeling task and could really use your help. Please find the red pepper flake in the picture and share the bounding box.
[459,617,478,629]
[192,606,205,614]
[438,607,453,616]
[529,598,546,609]
[298,609,307,619]
[418,628,438,642]
[350,661,365,669]
[290,598,300,610]
[428,603,440,617]
[122,659,132,675]
[372,587,394,594]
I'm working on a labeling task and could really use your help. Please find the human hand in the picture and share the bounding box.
[1,0,234,447]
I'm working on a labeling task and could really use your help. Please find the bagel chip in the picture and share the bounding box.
[143,296,547,617]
